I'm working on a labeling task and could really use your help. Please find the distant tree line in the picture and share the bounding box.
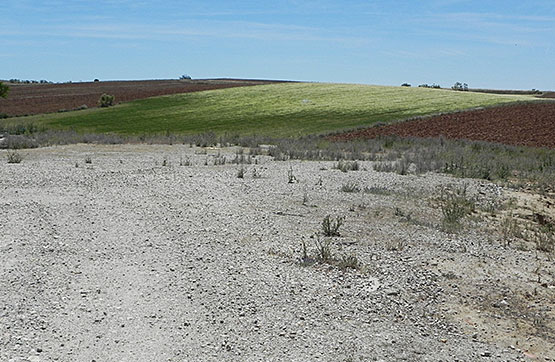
[418,83,441,89]
[401,83,442,88]
[400,82,473,91]
[7,79,54,84]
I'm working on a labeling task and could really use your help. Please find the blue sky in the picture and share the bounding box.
[1,0,554,89]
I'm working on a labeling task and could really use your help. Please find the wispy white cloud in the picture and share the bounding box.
[404,10,555,48]
[438,11,555,23]
[0,20,369,45]
[380,47,468,59]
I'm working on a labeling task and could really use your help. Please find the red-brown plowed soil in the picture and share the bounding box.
[331,102,555,149]
[0,79,280,117]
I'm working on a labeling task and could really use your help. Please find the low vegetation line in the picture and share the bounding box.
[2,130,553,194]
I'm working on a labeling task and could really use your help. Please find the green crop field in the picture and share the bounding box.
[2,83,536,137]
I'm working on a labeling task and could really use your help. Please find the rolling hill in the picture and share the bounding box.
[1,82,537,137]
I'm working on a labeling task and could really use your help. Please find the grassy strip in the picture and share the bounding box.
[0,83,535,137]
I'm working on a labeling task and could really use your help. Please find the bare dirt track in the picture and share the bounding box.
[0,79,280,117]
[331,102,555,149]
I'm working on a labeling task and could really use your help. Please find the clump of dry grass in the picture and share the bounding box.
[237,166,245,179]
[340,181,360,193]
[6,150,22,163]
[333,160,360,172]
[287,166,297,183]
[438,184,476,231]
[299,234,361,271]
[322,215,345,237]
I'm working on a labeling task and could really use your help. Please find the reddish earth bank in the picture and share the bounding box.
[331,102,555,149]
[0,79,280,116]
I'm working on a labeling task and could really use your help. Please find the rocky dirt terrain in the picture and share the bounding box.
[331,102,555,149]
[1,144,553,361]
[0,79,280,117]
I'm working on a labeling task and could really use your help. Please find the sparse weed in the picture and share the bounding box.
[237,166,245,179]
[299,234,361,270]
[363,186,392,196]
[334,160,360,172]
[252,167,261,178]
[6,151,22,163]
[302,191,309,205]
[394,207,412,223]
[299,239,313,265]
[85,156,92,164]
[162,157,169,166]
[385,238,407,252]
[232,153,252,164]
[180,156,192,166]
[213,153,226,165]
[481,199,502,215]
[534,227,554,253]
[337,254,360,270]
[501,215,521,247]
[373,161,397,173]
[314,234,333,262]
[438,184,476,231]
[322,215,345,237]
[340,181,360,193]
[287,166,298,183]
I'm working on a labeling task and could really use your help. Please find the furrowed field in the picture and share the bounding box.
[1,83,536,137]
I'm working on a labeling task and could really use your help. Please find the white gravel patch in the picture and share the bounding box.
[1,144,552,361]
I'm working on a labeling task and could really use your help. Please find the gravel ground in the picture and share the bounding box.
[1,144,553,362]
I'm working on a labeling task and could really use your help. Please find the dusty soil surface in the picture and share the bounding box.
[331,102,555,149]
[1,144,554,361]
[0,79,280,117]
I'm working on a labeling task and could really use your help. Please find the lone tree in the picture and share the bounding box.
[0,82,9,98]
[452,82,469,91]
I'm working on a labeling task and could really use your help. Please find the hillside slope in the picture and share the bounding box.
[2,83,536,137]
[0,79,279,116]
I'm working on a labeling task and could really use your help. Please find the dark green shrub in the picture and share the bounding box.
[98,94,115,107]
[0,82,9,98]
